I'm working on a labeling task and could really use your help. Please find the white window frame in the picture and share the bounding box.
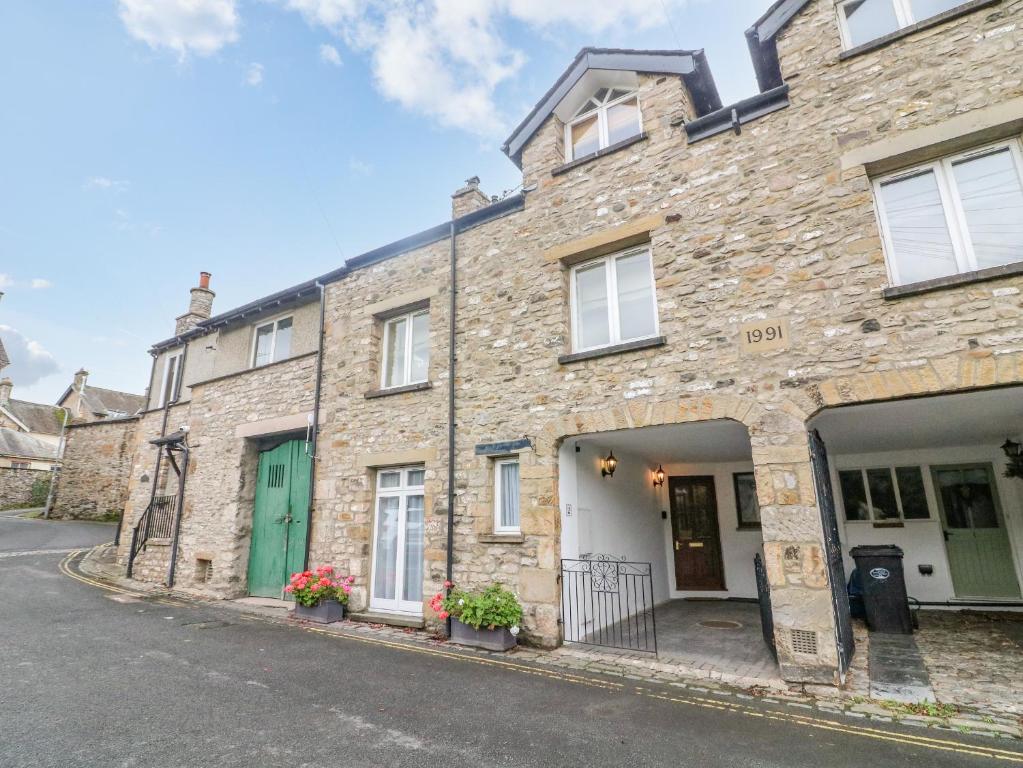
[158,351,183,408]
[493,457,521,534]
[569,246,659,353]
[838,465,931,523]
[564,89,643,162]
[872,140,1023,286]
[380,309,430,389]
[836,0,964,49]
[369,465,426,615]
[250,314,293,369]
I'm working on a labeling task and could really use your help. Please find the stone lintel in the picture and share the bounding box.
[543,214,664,265]
[235,412,311,439]
[356,447,437,468]
[363,286,440,318]
[840,93,1023,173]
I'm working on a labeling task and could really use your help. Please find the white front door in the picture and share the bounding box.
[370,466,426,615]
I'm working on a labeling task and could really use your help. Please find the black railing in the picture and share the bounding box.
[560,555,657,654]
[754,552,777,659]
[126,495,176,578]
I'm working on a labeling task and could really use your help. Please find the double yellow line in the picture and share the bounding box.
[60,549,1023,763]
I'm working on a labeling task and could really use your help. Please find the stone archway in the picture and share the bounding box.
[796,350,1023,418]
[533,392,845,685]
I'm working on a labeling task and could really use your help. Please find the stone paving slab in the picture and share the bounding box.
[77,544,1022,740]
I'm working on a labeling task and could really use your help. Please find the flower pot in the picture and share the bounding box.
[294,599,345,624]
[449,618,517,651]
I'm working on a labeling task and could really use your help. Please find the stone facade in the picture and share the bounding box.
[0,466,49,508]
[50,417,139,520]
[112,0,1023,686]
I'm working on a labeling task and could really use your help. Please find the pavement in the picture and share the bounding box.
[2,514,1022,767]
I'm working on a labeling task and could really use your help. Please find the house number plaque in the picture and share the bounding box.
[739,318,791,354]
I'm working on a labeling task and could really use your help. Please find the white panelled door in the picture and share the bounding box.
[370,466,426,615]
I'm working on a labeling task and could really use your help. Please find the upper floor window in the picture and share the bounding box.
[873,141,1023,286]
[837,0,964,49]
[252,316,292,368]
[159,351,182,408]
[570,247,658,353]
[565,88,641,162]
[382,309,429,389]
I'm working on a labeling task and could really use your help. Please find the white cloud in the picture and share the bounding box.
[245,62,264,86]
[319,43,343,66]
[274,0,693,138]
[118,0,240,59]
[84,176,130,192]
[348,156,373,176]
[0,326,60,387]
[0,274,12,289]
[30,279,52,290]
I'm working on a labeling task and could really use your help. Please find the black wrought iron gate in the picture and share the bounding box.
[560,555,657,653]
[754,552,776,659]
[809,429,855,677]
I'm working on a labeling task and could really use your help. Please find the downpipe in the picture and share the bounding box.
[445,220,458,637]
[303,280,327,570]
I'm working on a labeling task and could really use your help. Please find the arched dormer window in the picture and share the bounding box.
[565,88,641,162]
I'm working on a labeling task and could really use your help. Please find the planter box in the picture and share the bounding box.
[449,618,516,651]
[294,599,345,624]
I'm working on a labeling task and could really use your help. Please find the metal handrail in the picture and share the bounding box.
[126,495,176,577]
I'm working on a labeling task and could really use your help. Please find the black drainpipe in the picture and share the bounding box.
[445,220,458,636]
[303,280,327,569]
[164,342,188,587]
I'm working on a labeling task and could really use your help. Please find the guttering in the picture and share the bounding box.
[445,219,457,637]
[303,280,327,570]
[684,84,791,143]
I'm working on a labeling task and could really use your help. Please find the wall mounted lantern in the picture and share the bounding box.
[1002,438,1023,479]
[601,450,618,478]
[652,465,665,488]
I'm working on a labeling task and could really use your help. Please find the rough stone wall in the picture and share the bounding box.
[51,418,139,520]
[0,466,48,508]
[314,240,452,613]
[117,353,319,593]
[113,0,1023,684]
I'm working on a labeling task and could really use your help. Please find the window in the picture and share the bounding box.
[381,309,429,389]
[494,458,521,533]
[874,142,1023,286]
[371,466,426,614]
[252,316,293,367]
[564,88,641,162]
[837,0,964,49]
[159,351,182,407]
[733,472,761,529]
[11,461,30,470]
[838,466,930,522]
[570,247,658,352]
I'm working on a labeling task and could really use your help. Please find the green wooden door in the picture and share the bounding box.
[248,439,311,598]
[932,464,1020,599]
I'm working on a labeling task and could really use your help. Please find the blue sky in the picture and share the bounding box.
[0,0,771,404]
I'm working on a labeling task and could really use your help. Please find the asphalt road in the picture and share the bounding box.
[1,514,1020,768]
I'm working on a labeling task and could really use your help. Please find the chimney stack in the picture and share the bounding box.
[175,272,215,335]
[74,368,89,391]
[0,377,12,408]
[451,176,491,219]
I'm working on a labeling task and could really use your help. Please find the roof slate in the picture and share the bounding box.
[80,385,146,418]
[4,399,65,436]
[0,427,58,461]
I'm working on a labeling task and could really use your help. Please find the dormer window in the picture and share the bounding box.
[565,88,641,162]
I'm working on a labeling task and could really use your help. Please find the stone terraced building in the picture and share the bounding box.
[109,0,1023,686]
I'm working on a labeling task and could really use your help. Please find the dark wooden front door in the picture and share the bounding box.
[668,476,725,590]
